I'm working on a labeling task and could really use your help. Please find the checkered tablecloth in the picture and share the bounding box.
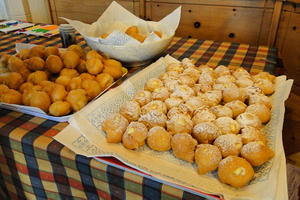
[0,31,277,200]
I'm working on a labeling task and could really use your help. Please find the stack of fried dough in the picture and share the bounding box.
[102,58,277,188]
[0,44,126,116]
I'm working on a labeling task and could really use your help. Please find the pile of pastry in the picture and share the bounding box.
[101,25,162,43]
[102,58,276,188]
[0,45,126,116]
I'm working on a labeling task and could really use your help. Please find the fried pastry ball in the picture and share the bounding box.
[102,113,129,143]
[68,77,82,91]
[39,80,56,95]
[222,85,241,103]
[195,144,222,174]
[103,59,123,79]
[29,91,51,112]
[66,89,88,112]
[120,100,141,122]
[245,86,263,96]
[236,112,262,129]
[151,87,169,101]
[210,105,233,118]
[133,90,152,106]
[147,126,171,151]
[22,85,42,105]
[214,134,243,157]
[0,89,22,104]
[46,55,63,74]
[167,114,193,135]
[50,84,67,102]
[27,71,48,85]
[215,117,241,135]
[182,67,201,82]
[86,58,103,75]
[201,90,222,107]
[86,50,103,61]
[232,68,251,79]
[0,84,9,96]
[171,85,195,101]
[241,142,274,166]
[77,59,87,73]
[141,100,167,115]
[7,56,25,72]
[216,75,236,85]
[145,78,163,92]
[253,72,276,83]
[166,63,184,73]
[25,57,45,71]
[171,133,198,163]
[192,108,216,125]
[178,74,196,87]
[218,156,254,188]
[236,77,253,88]
[19,82,34,93]
[62,51,80,69]
[68,44,85,59]
[225,100,247,118]
[0,53,11,68]
[95,73,113,90]
[214,65,230,77]
[16,49,30,60]
[5,72,24,90]
[165,97,183,110]
[122,122,148,150]
[253,78,274,95]
[49,101,71,116]
[29,45,45,58]
[55,75,71,88]
[246,103,271,123]
[241,126,267,145]
[167,107,190,120]
[192,122,220,144]
[138,110,167,128]
[60,68,79,78]
[248,94,272,109]
[81,79,102,100]
[44,46,59,57]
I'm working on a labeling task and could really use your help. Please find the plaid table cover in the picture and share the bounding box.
[0,31,277,200]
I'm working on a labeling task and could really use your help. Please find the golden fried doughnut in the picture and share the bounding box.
[103,59,123,79]
[29,45,45,58]
[141,100,167,115]
[120,100,141,122]
[151,87,169,101]
[86,50,103,61]
[0,53,11,68]
[166,114,193,135]
[16,49,30,60]
[49,101,71,116]
[79,73,95,80]
[171,133,198,163]
[210,105,233,118]
[27,71,48,85]
[122,122,148,150]
[24,57,45,71]
[29,91,51,112]
[236,112,262,129]
[225,100,247,118]
[44,46,59,57]
[0,84,9,96]
[248,94,272,109]
[39,80,56,95]
[46,55,63,74]
[0,89,22,104]
[77,59,87,73]
[50,84,67,102]
[62,51,80,69]
[145,78,163,92]
[19,82,34,93]
[133,90,152,106]
[68,77,82,91]
[215,117,241,135]
[195,144,222,174]
[4,72,24,90]
[214,65,230,77]
[60,68,79,78]
[147,126,171,151]
[102,113,129,143]
[192,122,220,144]
[218,156,254,188]
[22,85,42,105]
[86,58,103,75]
[66,89,88,112]
[138,110,167,128]
[55,75,71,88]
[68,44,85,59]
[166,63,183,73]
[96,73,114,90]
[240,126,267,145]
[81,79,102,100]
[246,103,271,123]
[214,134,243,157]
[7,56,25,72]
[241,142,274,166]
[192,108,216,125]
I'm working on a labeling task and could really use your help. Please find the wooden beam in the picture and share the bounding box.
[22,0,32,22]
[139,0,146,19]
[268,0,283,46]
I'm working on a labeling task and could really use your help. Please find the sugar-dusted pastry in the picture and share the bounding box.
[163,79,179,92]
[138,110,167,128]
[214,65,230,77]
[165,97,183,110]
[225,100,247,118]
[60,68,79,79]
[210,105,233,118]
[66,89,88,111]
[240,126,267,145]
[193,83,212,93]
[245,86,263,96]
[159,71,179,81]
[46,55,63,74]
[27,70,48,85]
[62,51,80,69]
[182,67,201,82]
[44,46,59,57]
[171,133,198,162]
[29,91,51,112]
[184,96,206,113]
[167,114,193,135]
[102,113,129,143]
[198,71,214,86]
[195,144,222,174]
[151,87,169,101]
[253,78,274,95]
[213,82,236,91]
[181,58,196,69]
[49,101,71,116]
[218,156,254,188]
[167,106,191,120]
[81,79,102,100]
[145,78,163,92]
[133,90,152,106]
[103,59,123,79]
[236,112,262,129]
[147,126,171,151]
[216,75,236,84]
[51,84,67,102]
[96,73,114,90]
[120,100,141,122]
[166,63,183,73]
[192,122,220,144]
[122,122,148,150]
[141,100,167,115]
[246,103,271,123]
[214,117,240,135]
[178,74,196,87]
[25,57,45,71]
[200,90,222,107]
[214,134,243,157]
[253,71,276,83]
[0,89,22,104]
[236,77,253,88]
[241,142,274,166]
[55,75,71,88]
[86,58,103,75]
[222,85,241,103]
[248,94,272,109]
[232,68,251,79]
[192,108,216,125]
